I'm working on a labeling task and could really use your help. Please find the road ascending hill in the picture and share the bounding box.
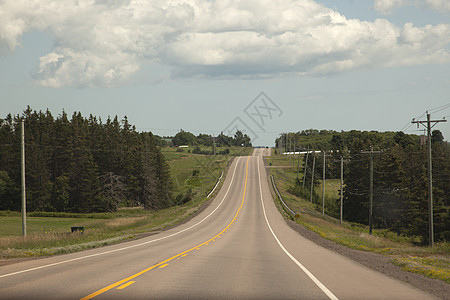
[0,149,434,299]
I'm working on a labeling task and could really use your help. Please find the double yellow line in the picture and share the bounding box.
[81,156,250,300]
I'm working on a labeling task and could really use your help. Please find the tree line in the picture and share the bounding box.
[285,130,450,244]
[0,107,172,213]
[171,129,252,148]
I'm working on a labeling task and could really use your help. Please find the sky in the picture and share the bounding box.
[1,0,450,146]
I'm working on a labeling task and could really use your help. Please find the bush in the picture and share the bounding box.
[192,146,202,154]
[219,149,230,155]
[192,146,213,155]
[175,188,196,205]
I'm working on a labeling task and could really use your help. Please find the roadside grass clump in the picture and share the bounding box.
[105,216,147,228]
[0,233,132,258]
[393,256,450,284]
[294,213,402,253]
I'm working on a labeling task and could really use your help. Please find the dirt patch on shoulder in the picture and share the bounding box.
[285,219,450,300]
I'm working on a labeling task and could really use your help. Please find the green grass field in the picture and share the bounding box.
[0,216,100,236]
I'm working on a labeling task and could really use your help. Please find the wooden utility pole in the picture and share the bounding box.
[286,136,291,159]
[334,155,350,225]
[412,112,447,247]
[322,151,326,215]
[289,136,292,163]
[310,154,315,203]
[361,146,382,235]
[340,156,344,225]
[292,140,296,168]
[284,133,288,159]
[369,147,373,234]
[279,134,283,156]
[303,149,309,188]
[21,119,26,237]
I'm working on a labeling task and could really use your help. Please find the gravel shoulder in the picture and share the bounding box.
[285,219,450,300]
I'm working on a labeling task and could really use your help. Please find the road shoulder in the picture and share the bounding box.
[285,219,450,300]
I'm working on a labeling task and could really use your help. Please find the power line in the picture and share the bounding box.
[400,121,413,132]
[428,102,450,114]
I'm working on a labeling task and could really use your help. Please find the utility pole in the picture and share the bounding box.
[21,119,26,237]
[212,135,216,155]
[361,146,382,235]
[369,147,373,234]
[334,155,350,225]
[289,136,291,152]
[289,136,291,162]
[296,148,301,180]
[340,156,344,225]
[310,153,316,203]
[412,112,447,247]
[286,134,288,154]
[285,133,287,154]
[322,151,326,215]
[279,140,282,156]
[303,149,309,188]
[292,140,296,168]
[279,134,283,156]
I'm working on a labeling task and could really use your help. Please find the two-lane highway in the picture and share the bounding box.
[0,150,436,299]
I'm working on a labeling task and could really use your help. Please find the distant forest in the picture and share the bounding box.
[280,129,450,244]
[158,129,252,148]
[0,108,252,213]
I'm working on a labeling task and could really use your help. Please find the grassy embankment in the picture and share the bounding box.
[0,146,253,260]
[266,152,450,284]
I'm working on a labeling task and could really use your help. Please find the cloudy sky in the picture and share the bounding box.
[1,0,450,146]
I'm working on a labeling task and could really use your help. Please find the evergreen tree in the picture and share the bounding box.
[0,108,176,213]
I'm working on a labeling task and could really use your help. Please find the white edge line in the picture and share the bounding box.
[0,157,243,279]
[256,157,339,300]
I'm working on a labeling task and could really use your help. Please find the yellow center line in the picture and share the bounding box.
[81,156,250,300]
[116,281,135,290]
[158,264,169,269]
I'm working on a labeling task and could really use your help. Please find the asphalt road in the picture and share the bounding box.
[0,149,436,299]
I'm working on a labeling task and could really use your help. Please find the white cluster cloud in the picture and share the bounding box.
[373,0,450,14]
[373,0,405,15]
[1,0,450,87]
[426,0,450,11]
